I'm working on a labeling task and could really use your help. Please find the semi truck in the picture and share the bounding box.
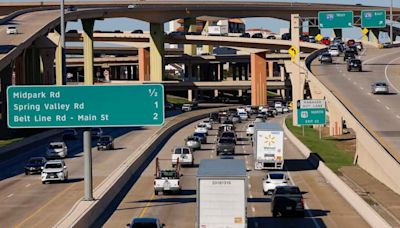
[253,123,284,170]
[196,159,247,228]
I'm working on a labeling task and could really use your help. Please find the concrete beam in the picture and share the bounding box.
[138,47,150,81]
[184,17,197,56]
[290,14,303,126]
[82,19,95,85]
[149,23,165,82]
[251,52,267,106]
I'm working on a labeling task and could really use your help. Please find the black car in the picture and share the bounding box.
[281,33,291,40]
[271,186,305,217]
[266,35,276,39]
[216,137,236,156]
[251,33,263,38]
[164,102,175,110]
[319,53,332,64]
[67,5,77,11]
[347,59,362,72]
[97,135,114,150]
[193,132,207,144]
[131,29,144,34]
[348,45,359,55]
[344,50,356,61]
[209,112,218,122]
[300,35,309,42]
[24,157,47,175]
[240,32,250,38]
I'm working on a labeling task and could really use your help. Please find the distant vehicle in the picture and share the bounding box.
[164,102,175,110]
[114,30,123,33]
[216,137,236,155]
[321,37,331,45]
[246,123,255,137]
[280,33,290,40]
[328,46,340,57]
[238,111,248,121]
[355,41,363,51]
[347,39,356,46]
[274,101,283,114]
[220,131,237,143]
[251,33,263,38]
[267,35,277,39]
[344,49,356,61]
[271,186,305,217]
[127,217,164,228]
[254,115,265,123]
[127,4,137,9]
[41,160,68,184]
[240,32,251,38]
[348,45,359,55]
[131,29,143,34]
[90,127,103,138]
[46,142,68,159]
[371,82,390,94]
[185,136,201,150]
[97,135,114,150]
[195,123,208,135]
[24,157,47,175]
[209,112,219,122]
[308,36,316,43]
[253,123,284,170]
[169,31,185,36]
[67,5,77,11]
[230,114,241,124]
[382,42,392,48]
[66,29,78,34]
[63,129,77,140]
[201,120,212,130]
[193,132,207,144]
[347,59,362,72]
[299,35,309,42]
[154,158,181,195]
[319,52,333,64]
[207,25,228,36]
[181,103,192,112]
[262,172,289,195]
[172,146,194,166]
[6,26,18,35]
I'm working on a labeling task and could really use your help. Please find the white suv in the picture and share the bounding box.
[46,142,68,159]
[262,172,289,195]
[41,160,68,184]
[172,146,193,166]
[6,26,17,35]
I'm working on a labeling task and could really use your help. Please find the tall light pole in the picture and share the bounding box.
[60,0,67,85]
[390,0,394,44]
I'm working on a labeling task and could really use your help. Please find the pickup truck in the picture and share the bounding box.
[271,186,305,217]
[216,137,236,156]
[154,158,181,195]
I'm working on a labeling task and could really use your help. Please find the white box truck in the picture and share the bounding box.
[208,25,228,36]
[253,123,284,170]
[196,159,247,228]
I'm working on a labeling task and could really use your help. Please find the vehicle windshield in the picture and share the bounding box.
[44,163,62,169]
[269,173,285,179]
[182,148,190,154]
[222,132,234,138]
[219,138,235,144]
[193,133,204,137]
[248,124,254,128]
[351,60,361,64]
[376,83,387,86]
[275,187,301,194]
[197,124,206,128]
[49,144,63,149]
[187,137,197,141]
[160,170,177,178]
[99,137,111,142]
[28,158,44,165]
[183,104,191,107]
[131,222,158,228]
[8,26,16,29]
[322,53,330,57]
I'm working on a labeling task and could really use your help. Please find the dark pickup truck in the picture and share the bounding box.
[216,137,235,156]
[271,186,305,217]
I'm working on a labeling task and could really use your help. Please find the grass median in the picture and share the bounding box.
[285,117,354,173]
[167,95,188,105]
[0,137,24,148]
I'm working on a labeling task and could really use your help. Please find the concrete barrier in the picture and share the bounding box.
[55,107,224,227]
[0,7,56,25]
[282,119,391,228]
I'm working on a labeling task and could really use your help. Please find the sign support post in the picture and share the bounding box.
[83,129,93,201]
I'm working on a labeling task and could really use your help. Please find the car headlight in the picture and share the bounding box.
[58,172,64,176]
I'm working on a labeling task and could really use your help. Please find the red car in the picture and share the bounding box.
[321,37,331,45]
[347,39,356,46]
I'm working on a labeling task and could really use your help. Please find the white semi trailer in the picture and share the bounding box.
[253,123,284,170]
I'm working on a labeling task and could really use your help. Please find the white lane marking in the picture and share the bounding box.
[396,115,400,119]
[339,70,343,73]
[246,159,249,164]
[249,193,253,198]
[377,99,381,103]
[386,106,391,110]
[251,207,256,213]
[360,87,364,90]
[347,77,351,81]
[248,183,252,189]
[25,184,31,188]
[368,93,372,96]
[363,48,400,64]
[353,81,357,85]
[7,194,13,198]
[210,154,213,158]
[385,56,400,93]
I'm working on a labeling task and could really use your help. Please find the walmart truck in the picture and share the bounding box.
[253,123,284,170]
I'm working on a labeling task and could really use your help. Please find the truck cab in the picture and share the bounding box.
[154,158,181,195]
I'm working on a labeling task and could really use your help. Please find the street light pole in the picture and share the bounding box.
[390,0,394,44]
[60,0,67,85]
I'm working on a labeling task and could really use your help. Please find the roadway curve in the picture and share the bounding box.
[311,46,400,158]
[103,116,368,227]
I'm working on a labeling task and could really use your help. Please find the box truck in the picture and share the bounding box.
[196,159,247,228]
[253,123,284,170]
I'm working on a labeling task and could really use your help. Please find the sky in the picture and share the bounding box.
[1,0,397,41]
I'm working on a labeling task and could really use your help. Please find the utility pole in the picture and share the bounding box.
[390,0,394,44]
[60,0,67,85]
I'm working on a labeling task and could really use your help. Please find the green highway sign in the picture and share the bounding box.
[361,10,386,28]
[318,11,354,29]
[297,99,326,125]
[7,85,164,128]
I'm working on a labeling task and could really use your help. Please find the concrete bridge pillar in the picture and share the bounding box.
[184,18,197,56]
[251,52,267,106]
[333,29,343,38]
[24,47,41,84]
[218,63,224,81]
[268,61,274,79]
[150,23,165,82]
[290,14,303,126]
[280,65,285,81]
[202,20,213,54]
[0,65,12,128]
[54,25,66,85]
[369,29,380,44]
[327,102,343,136]
[214,89,219,97]
[139,47,150,81]
[82,19,95,85]
[244,64,249,81]
[34,36,56,85]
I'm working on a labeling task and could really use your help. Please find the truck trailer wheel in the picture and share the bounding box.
[154,190,158,195]
[272,210,278,218]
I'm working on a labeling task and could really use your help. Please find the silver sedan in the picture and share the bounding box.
[371,82,389,94]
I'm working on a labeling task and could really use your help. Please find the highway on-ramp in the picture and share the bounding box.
[103,115,368,228]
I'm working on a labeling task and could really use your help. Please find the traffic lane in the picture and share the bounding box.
[0,124,161,227]
[312,57,400,153]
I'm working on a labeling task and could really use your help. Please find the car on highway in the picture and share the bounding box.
[126,217,164,228]
[246,123,255,137]
[164,102,175,110]
[91,127,103,138]
[193,132,207,144]
[321,37,331,45]
[355,41,363,51]
[131,29,144,34]
[343,49,356,61]
[319,52,333,64]
[67,5,77,11]
[251,33,263,38]
[240,32,251,38]
[216,137,236,156]
[347,39,356,46]
[63,128,78,140]
[230,114,241,124]
[201,120,212,130]
[172,146,194,166]
[281,33,291,40]
[238,111,249,121]
[184,136,201,150]
[66,29,78,34]
[154,158,181,195]
[328,46,340,57]
[181,103,192,112]
[24,157,47,175]
[271,185,305,217]
[347,59,362,72]
[371,82,390,94]
[308,36,316,43]
[262,172,290,195]
[41,160,68,184]
[195,123,208,135]
[6,26,18,35]
[299,35,309,42]
[97,135,114,150]
[220,131,237,143]
[46,142,68,159]
[209,112,219,122]
[254,115,265,123]
[348,45,359,55]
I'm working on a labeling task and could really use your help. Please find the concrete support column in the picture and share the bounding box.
[333,29,343,38]
[188,89,194,102]
[139,47,150,81]
[218,63,224,81]
[184,18,197,55]
[232,64,237,81]
[82,19,95,85]
[54,25,66,85]
[369,29,380,44]
[202,20,213,54]
[281,89,286,99]
[149,23,165,82]
[35,36,56,85]
[251,52,267,106]
[280,65,285,81]
[213,64,219,81]
[244,64,249,81]
[238,89,243,97]
[14,53,25,85]
[24,47,41,84]
[328,103,343,136]
[214,89,219,97]
[290,14,303,126]
[268,61,274,79]
[1,65,12,128]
